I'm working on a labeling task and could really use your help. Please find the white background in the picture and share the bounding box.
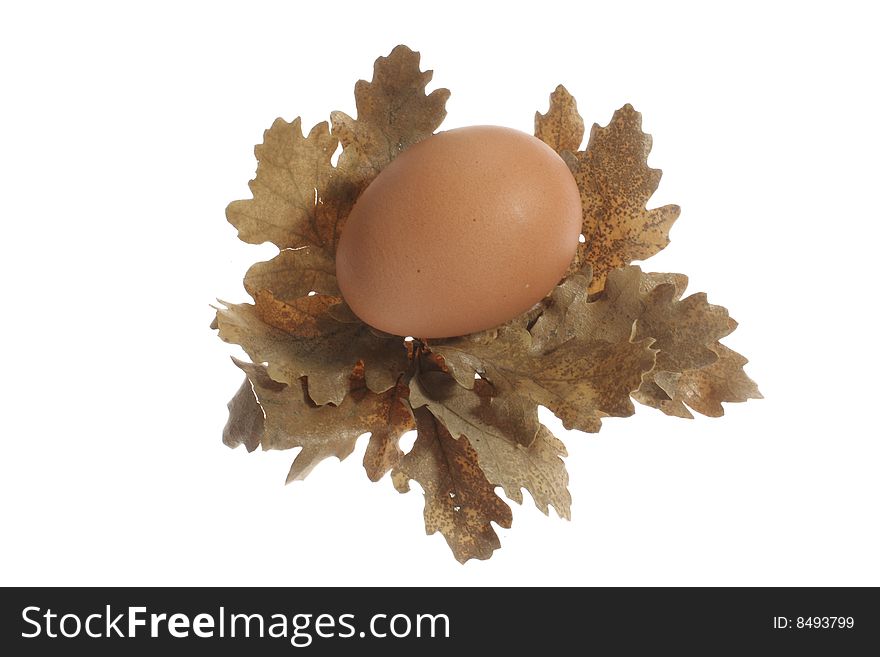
[1,1,878,586]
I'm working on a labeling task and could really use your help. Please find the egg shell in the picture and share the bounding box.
[335,125,582,338]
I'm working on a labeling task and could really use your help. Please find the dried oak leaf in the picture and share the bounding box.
[392,406,513,563]
[535,84,584,157]
[600,269,759,417]
[244,247,340,303]
[430,322,655,434]
[332,45,450,190]
[529,265,756,418]
[410,370,570,518]
[226,118,341,252]
[352,363,418,482]
[227,358,414,483]
[631,285,740,417]
[536,265,730,360]
[253,289,340,337]
[634,283,732,372]
[538,98,680,293]
[224,114,353,309]
[214,299,408,406]
[653,342,762,417]
[222,368,271,453]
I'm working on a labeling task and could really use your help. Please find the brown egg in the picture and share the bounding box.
[335,125,582,338]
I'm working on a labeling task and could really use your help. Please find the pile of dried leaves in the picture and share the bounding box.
[213,45,761,562]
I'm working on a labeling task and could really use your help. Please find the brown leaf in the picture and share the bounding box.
[529,265,741,418]
[226,118,341,251]
[214,300,409,405]
[562,268,748,418]
[524,261,754,424]
[410,371,570,518]
[568,104,680,293]
[529,265,605,350]
[244,247,339,303]
[411,367,539,447]
[431,325,655,433]
[626,271,736,417]
[253,289,340,338]
[232,359,414,482]
[531,265,688,415]
[392,407,512,563]
[532,337,656,432]
[633,285,733,373]
[222,368,275,452]
[355,364,416,482]
[530,265,679,350]
[656,342,762,417]
[331,45,450,189]
[534,84,584,155]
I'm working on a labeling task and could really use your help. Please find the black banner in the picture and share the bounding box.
[1,587,876,654]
